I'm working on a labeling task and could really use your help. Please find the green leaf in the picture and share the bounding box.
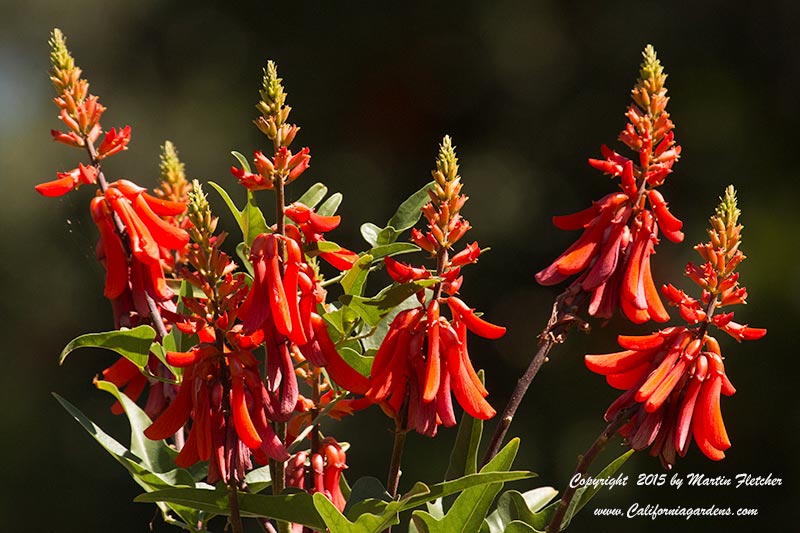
[376,225,399,246]
[310,241,343,253]
[387,181,434,232]
[231,150,252,173]
[318,192,343,217]
[537,449,634,531]
[341,254,373,296]
[359,295,420,353]
[315,492,400,533]
[360,223,383,247]
[445,389,484,481]
[53,390,205,529]
[503,521,538,533]
[340,280,437,327]
[137,487,326,531]
[296,182,328,208]
[242,191,269,245]
[59,325,156,370]
[342,477,391,517]
[368,242,420,260]
[338,347,373,378]
[410,439,527,532]
[236,242,255,277]
[208,181,269,246]
[493,488,558,532]
[244,465,272,494]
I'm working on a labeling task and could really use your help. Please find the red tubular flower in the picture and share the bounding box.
[587,186,765,468]
[366,137,504,436]
[536,46,683,324]
[96,125,131,159]
[284,202,358,271]
[35,163,98,197]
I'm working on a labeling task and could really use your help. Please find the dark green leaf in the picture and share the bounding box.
[318,192,343,217]
[387,181,434,232]
[342,477,391,517]
[53,391,205,528]
[445,385,484,481]
[59,325,156,369]
[296,182,328,208]
[137,487,326,530]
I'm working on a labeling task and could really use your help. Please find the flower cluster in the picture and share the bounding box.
[536,45,683,324]
[366,137,506,436]
[231,61,311,191]
[35,29,131,197]
[586,187,765,468]
[285,437,348,513]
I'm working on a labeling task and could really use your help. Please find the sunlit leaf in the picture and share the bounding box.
[295,182,328,208]
[59,325,156,370]
[137,487,326,531]
[231,150,252,174]
[387,181,434,232]
[318,192,343,217]
[340,279,438,327]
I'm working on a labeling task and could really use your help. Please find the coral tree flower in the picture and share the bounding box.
[366,137,505,436]
[586,186,765,468]
[536,46,683,324]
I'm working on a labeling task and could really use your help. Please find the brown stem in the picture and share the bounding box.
[386,399,410,498]
[226,483,245,533]
[546,410,631,532]
[482,289,586,465]
[83,136,170,341]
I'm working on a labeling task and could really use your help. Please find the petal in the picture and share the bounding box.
[35,175,76,197]
[446,296,506,339]
[144,379,192,440]
[422,301,441,403]
[231,380,263,450]
[311,313,370,395]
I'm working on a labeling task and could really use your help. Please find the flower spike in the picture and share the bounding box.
[536,45,684,324]
[586,186,765,468]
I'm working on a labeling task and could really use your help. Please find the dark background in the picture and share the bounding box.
[1,1,797,531]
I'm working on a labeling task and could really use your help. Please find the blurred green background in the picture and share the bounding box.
[2,1,797,531]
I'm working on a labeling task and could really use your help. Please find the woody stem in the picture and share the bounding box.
[386,398,410,498]
[83,137,170,341]
[482,290,584,465]
[546,410,631,532]
[226,483,245,533]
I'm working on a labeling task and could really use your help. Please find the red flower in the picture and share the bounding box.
[587,329,736,467]
[535,46,682,324]
[366,297,503,436]
[35,163,98,197]
[587,186,765,467]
